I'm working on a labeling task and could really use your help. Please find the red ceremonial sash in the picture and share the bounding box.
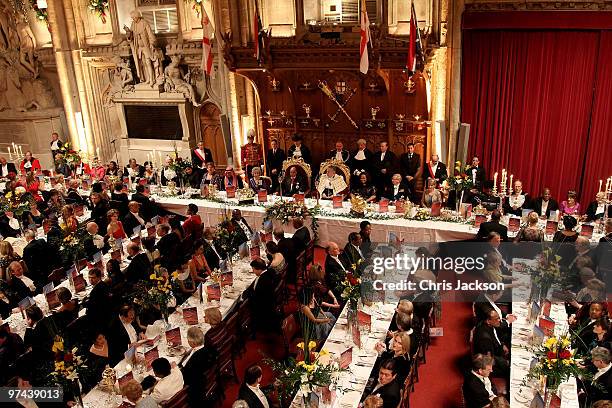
[193,149,206,163]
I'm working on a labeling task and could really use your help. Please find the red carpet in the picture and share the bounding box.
[220,248,474,407]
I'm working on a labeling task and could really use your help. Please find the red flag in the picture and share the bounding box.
[201,7,214,77]
[253,0,264,64]
[408,0,418,72]
[359,0,370,74]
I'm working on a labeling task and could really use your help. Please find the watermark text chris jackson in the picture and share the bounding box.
[371,279,505,292]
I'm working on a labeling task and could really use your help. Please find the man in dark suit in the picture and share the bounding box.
[325,242,348,298]
[594,219,612,279]
[131,184,156,221]
[237,365,272,408]
[231,209,253,246]
[531,188,559,219]
[23,306,53,362]
[583,347,612,405]
[245,258,278,332]
[191,141,214,169]
[50,132,63,159]
[382,174,411,202]
[89,192,110,232]
[399,143,421,200]
[329,141,350,163]
[85,268,112,328]
[266,138,286,192]
[422,154,447,186]
[203,227,226,270]
[122,202,146,237]
[476,210,508,241]
[462,354,498,408]
[84,222,108,260]
[472,309,509,377]
[343,232,365,266]
[291,217,311,253]
[124,242,151,286]
[281,166,309,197]
[180,327,217,406]
[0,157,17,177]
[472,181,501,212]
[22,230,56,290]
[0,327,25,384]
[287,133,311,163]
[155,224,181,270]
[364,359,401,408]
[465,156,486,192]
[66,179,87,206]
[107,304,142,366]
[585,192,612,222]
[123,159,144,182]
[372,141,397,192]
[273,227,297,283]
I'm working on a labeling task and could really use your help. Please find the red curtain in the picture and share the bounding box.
[462,28,612,205]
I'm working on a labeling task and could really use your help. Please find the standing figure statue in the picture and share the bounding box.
[124,10,157,87]
[164,54,200,106]
[16,14,37,77]
[102,56,134,106]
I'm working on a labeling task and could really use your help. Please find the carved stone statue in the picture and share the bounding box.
[124,10,159,87]
[16,14,37,77]
[102,56,134,106]
[164,54,200,106]
[0,0,12,50]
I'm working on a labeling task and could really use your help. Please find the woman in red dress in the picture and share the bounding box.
[105,209,126,239]
[17,173,43,202]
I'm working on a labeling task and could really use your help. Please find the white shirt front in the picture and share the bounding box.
[393,185,399,196]
[380,152,386,161]
[355,149,366,160]
[293,146,302,158]
[1,164,8,175]
[431,162,438,176]
[352,243,364,259]
[471,371,495,398]
[335,151,344,161]
[540,200,549,217]
[8,217,19,230]
[51,140,59,150]
[206,239,222,260]
[150,368,184,403]
[24,161,32,169]
[332,256,346,271]
[130,211,145,227]
[18,275,36,292]
[247,384,270,408]
[594,363,612,381]
[121,319,137,344]
[596,203,605,216]
[181,344,203,367]
[472,168,477,184]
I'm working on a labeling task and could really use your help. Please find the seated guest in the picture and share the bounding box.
[245,258,277,332]
[382,173,410,202]
[502,179,529,216]
[231,209,253,245]
[142,162,156,185]
[0,328,25,384]
[106,209,127,239]
[248,166,272,194]
[329,141,350,163]
[532,188,559,219]
[306,264,340,311]
[189,240,211,284]
[373,331,411,385]
[111,182,129,214]
[132,184,156,221]
[180,327,217,406]
[292,217,311,253]
[89,192,110,232]
[19,151,41,174]
[200,162,222,189]
[287,133,311,163]
[575,274,606,303]
[462,354,498,408]
[89,157,106,181]
[0,211,22,238]
[155,224,180,270]
[183,165,203,188]
[324,242,348,299]
[219,166,244,191]
[472,308,509,377]
[204,307,224,342]
[203,227,226,270]
[53,287,79,329]
[123,201,146,236]
[24,305,53,361]
[476,209,508,242]
[148,357,184,404]
[589,318,612,351]
[174,258,196,304]
[0,156,17,177]
[22,229,55,290]
[281,165,308,197]
[586,192,612,222]
[422,154,447,187]
[582,347,612,405]
[238,365,272,408]
[274,227,297,283]
[360,220,374,258]
[18,173,42,202]
[105,160,120,176]
[265,241,286,273]
[160,157,178,186]
[514,211,543,242]
[120,379,159,408]
[7,261,35,296]
[66,179,87,206]
[298,286,335,342]
[86,332,110,387]
[317,165,348,199]
[363,359,401,408]
[0,241,21,282]
[343,232,365,265]
[124,242,152,285]
[84,222,107,260]
[572,302,607,352]
[123,158,144,182]
[182,203,202,242]
[421,177,442,208]
[560,190,581,217]
[24,201,45,227]
[107,304,143,366]
[473,288,516,329]
[354,172,377,203]
[85,267,112,328]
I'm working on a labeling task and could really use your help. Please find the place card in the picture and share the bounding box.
[66,266,77,278]
[529,302,541,321]
[321,385,335,405]
[332,195,343,209]
[394,200,405,213]
[42,282,54,294]
[144,347,159,371]
[151,216,160,226]
[207,283,221,302]
[352,325,361,349]
[580,223,594,238]
[538,316,555,337]
[431,202,442,217]
[71,274,87,293]
[378,199,389,213]
[357,310,371,331]
[460,203,472,218]
[340,347,353,369]
[221,271,233,287]
[250,246,261,259]
[532,325,545,346]
[183,307,198,325]
[258,189,267,203]
[429,327,444,337]
[508,217,520,233]
[18,297,35,312]
[165,327,182,347]
[226,185,236,198]
[474,214,487,228]
[45,290,60,310]
[294,193,305,204]
[545,220,558,235]
[542,299,551,317]
[118,371,134,389]
[124,346,136,364]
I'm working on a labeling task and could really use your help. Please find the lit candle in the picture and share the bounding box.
[493,172,498,189]
[600,179,603,193]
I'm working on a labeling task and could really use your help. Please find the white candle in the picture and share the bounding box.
[493,172,498,189]
[600,180,603,193]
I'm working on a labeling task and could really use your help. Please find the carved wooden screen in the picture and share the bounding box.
[199,103,228,169]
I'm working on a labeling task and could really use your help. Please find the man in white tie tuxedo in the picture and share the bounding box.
[324,242,348,298]
[328,141,350,163]
[0,156,17,177]
[238,365,271,408]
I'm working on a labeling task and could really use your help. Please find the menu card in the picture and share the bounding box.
[542,299,552,317]
[394,200,405,213]
[378,199,389,213]
[225,185,236,198]
[46,289,61,310]
[357,310,372,331]
[546,220,558,235]
[118,371,134,389]
[165,327,182,347]
[352,325,361,349]
[431,202,442,217]
[71,274,87,293]
[294,193,305,204]
[474,214,487,228]
[18,297,35,312]
[250,246,261,259]
[538,316,555,337]
[151,216,160,226]
[144,347,159,371]
[221,271,233,287]
[321,385,335,405]
[580,224,594,238]
[258,189,268,203]
[207,284,221,302]
[340,347,353,369]
[124,346,136,363]
[183,307,198,325]
[332,195,343,209]
[508,217,520,233]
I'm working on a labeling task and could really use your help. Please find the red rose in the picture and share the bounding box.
[64,353,73,362]
[559,350,571,359]
[547,351,557,360]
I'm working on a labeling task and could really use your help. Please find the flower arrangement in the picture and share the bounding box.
[0,188,34,216]
[265,200,312,224]
[55,142,82,168]
[50,222,88,265]
[87,1,110,23]
[50,336,87,383]
[412,208,431,221]
[216,220,239,256]
[525,333,591,392]
[133,268,179,320]
[338,271,362,306]
[185,0,204,17]
[29,0,49,25]
[443,161,473,191]
[266,345,345,405]
[531,247,561,303]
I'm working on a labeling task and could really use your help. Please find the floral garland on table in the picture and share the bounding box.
[411,207,431,221]
[185,0,204,17]
[28,0,49,25]
[524,334,591,393]
[87,0,110,23]
[442,161,474,192]
[265,200,319,241]
[0,187,33,216]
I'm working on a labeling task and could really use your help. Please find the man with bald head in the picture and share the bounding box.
[84,222,107,259]
[422,154,447,186]
[124,241,151,285]
[324,242,349,298]
[231,209,252,245]
[532,187,559,219]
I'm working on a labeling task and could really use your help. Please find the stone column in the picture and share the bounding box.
[445,0,464,166]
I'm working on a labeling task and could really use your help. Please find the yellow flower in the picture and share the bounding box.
[319,349,329,357]
[52,337,64,353]
[561,338,571,348]
[6,192,12,198]
[545,337,558,349]
[171,271,179,279]
[149,274,157,280]
[297,360,306,367]
[308,341,316,350]
[305,364,316,372]
[297,342,304,350]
